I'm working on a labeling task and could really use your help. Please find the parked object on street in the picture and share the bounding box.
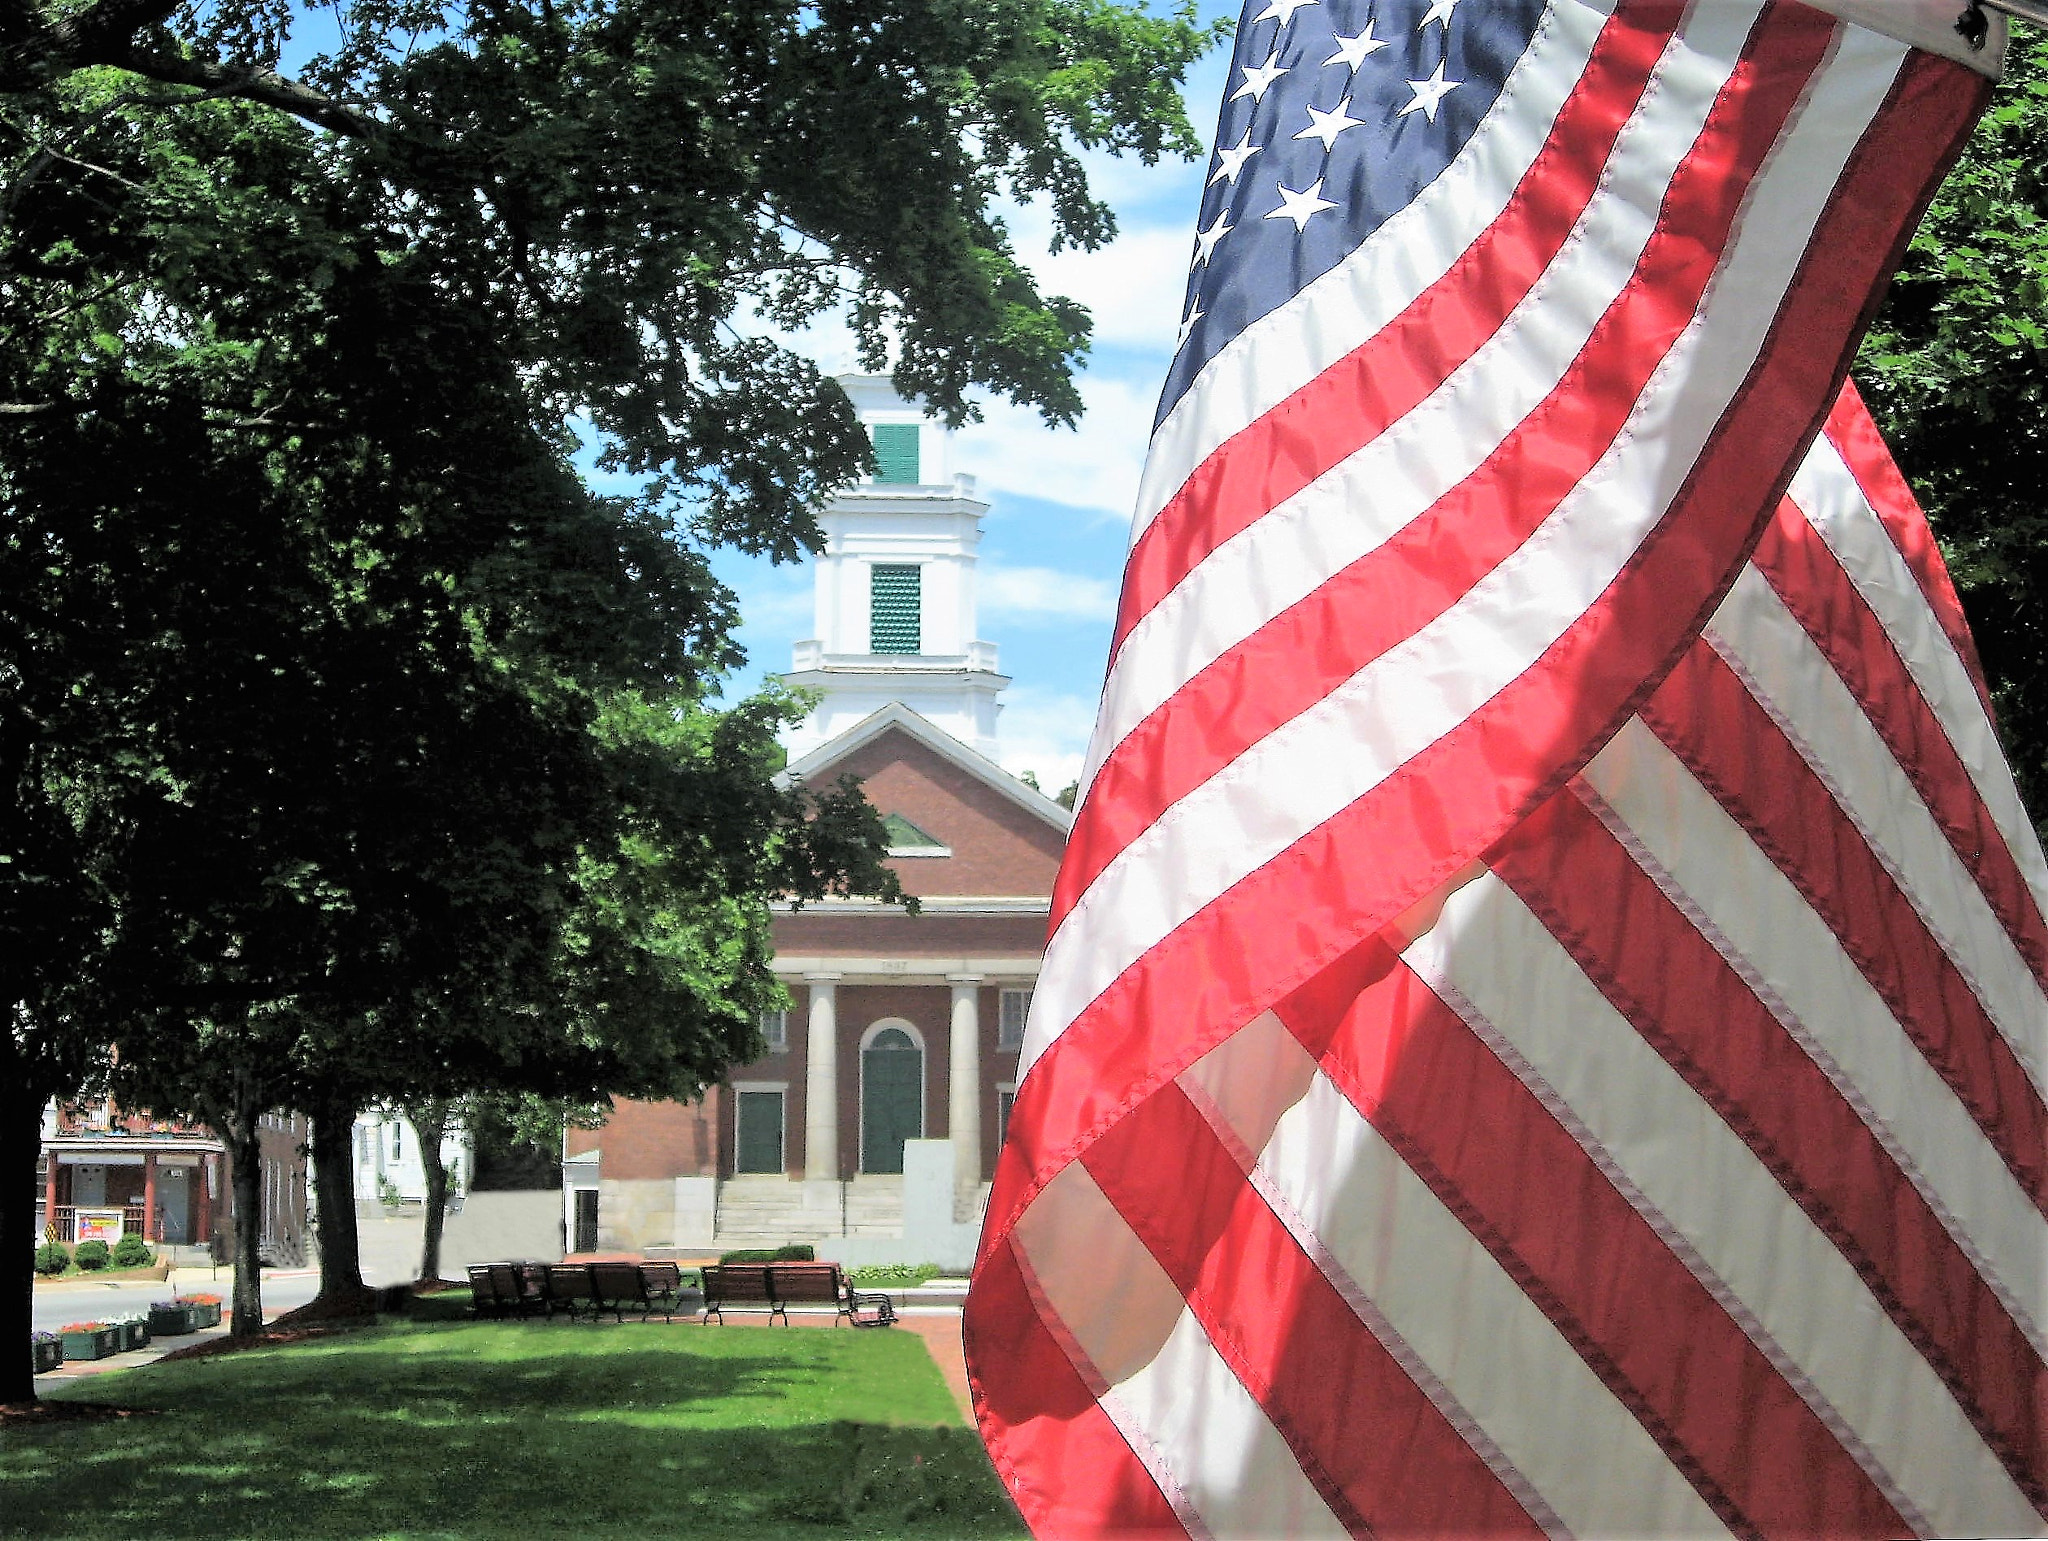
[147,1301,199,1337]
[58,1322,119,1361]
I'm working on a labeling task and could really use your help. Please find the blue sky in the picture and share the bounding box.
[684,11,1242,792]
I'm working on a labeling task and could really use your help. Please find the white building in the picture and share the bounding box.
[352,1107,471,1208]
[779,374,1009,761]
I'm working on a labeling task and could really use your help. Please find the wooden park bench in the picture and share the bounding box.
[588,1260,694,1323]
[701,1261,896,1328]
[542,1262,600,1322]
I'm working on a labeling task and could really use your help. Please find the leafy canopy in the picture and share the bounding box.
[1858,21,2048,833]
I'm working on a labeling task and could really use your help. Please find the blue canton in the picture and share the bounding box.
[1159,0,1548,425]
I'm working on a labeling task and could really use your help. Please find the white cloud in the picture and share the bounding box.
[980,564,1119,624]
[954,371,1159,524]
[997,684,1102,793]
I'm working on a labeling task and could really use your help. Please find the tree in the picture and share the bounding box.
[0,0,1217,549]
[1857,21,2048,831]
[0,0,1215,1397]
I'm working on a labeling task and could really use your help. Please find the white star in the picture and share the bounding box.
[1208,128,1262,187]
[1325,22,1388,70]
[1265,178,1339,233]
[1194,208,1234,266]
[1417,0,1459,29]
[1252,0,1319,25]
[1231,52,1290,103]
[1177,302,1205,347]
[1399,60,1460,122]
[1295,96,1367,151]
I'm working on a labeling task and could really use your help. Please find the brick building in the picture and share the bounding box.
[36,1098,310,1264]
[567,378,1070,1261]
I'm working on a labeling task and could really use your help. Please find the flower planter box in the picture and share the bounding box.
[187,1300,222,1329]
[115,1319,150,1352]
[147,1305,198,1337]
[59,1327,119,1361]
[30,1337,62,1374]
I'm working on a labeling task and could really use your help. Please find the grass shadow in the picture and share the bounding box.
[1,1318,1023,1539]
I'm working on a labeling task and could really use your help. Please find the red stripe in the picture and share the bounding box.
[964,1236,1187,1538]
[1767,466,2048,987]
[1109,0,1686,658]
[1280,935,1911,1538]
[1083,1081,1544,1539]
[1056,4,1833,929]
[1006,47,1982,1241]
[1825,380,1996,715]
[1643,638,2048,1213]
[1493,780,2048,1511]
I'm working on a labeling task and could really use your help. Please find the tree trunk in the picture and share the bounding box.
[407,1098,452,1285]
[308,1087,365,1298]
[220,1104,265,1340]
[0,1076,46,1405]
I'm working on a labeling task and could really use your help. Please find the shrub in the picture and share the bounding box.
[111,1234,154,1269]
[717,1244,816,1263]
[846,1262,941,1289]
[72,1239,110,1271]
[32,1241,68,1276]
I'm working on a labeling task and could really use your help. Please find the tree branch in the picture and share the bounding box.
[105,49,387,140]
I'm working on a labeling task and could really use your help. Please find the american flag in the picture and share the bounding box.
[965,1,2046,1535]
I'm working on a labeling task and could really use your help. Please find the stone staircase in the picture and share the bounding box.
[711,1175,904,1247]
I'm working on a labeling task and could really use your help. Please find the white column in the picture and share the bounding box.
[804,974,842,1185]
[949,975,983,1220]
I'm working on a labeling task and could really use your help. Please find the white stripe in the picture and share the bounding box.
[1409,873,2044,1541]
[1702,568,2048,1097]
[1105,1310,1351,1541]
[1010,1156,1345,1540]
[1079,0,1759,804]
[1022,33,1901,1081]
[1789,432,2048,915]
[1255,1073,1733,1539]
[1579,721,2048,1359]
[1133,0,1614,538]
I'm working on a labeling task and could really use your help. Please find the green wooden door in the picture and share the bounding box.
[860,1028,923,1174]
[736,1090,785,1174]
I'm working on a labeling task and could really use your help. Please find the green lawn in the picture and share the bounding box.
[1,1307,1025,1540]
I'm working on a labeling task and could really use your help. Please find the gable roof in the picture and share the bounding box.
[778,701,1075,834]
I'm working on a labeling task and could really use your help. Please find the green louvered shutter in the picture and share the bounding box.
[872,423,920,484]
[870,564,922,653]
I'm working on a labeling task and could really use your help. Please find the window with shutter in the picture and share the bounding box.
[999,989,1033,1051]
[871,423,920,483]
[870,564,921,653]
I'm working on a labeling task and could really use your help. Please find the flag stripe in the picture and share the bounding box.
[1058,3,1829,919]
[966,1238,1189,1537]
[1492,782,2048,1501]
[1702,569,2048,1102]
[1086,1081,1548,1538]
[1771,464,2048,982]
[1640,637,2048,1213]
[1013,1158,1352,1540]
[1028,17,1929,1067]
[1576,716,2048,1364]
[1181,1010,1732,1540]
[1131,0,1615,542]
[1595,702,2048,1291]
[1823,383,2000,718]
[1289,934,1908,1537]
[1109,0,1707,663]
[1414,873,2046,1538]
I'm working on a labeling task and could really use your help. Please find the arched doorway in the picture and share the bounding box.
[860,1021,925,1174]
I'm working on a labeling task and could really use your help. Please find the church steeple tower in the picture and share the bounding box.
[780,375,1008,761]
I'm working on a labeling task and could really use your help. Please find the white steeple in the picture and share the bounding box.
[780,375,1008,761]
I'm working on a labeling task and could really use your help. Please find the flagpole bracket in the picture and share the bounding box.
[1962,0,2048,47]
